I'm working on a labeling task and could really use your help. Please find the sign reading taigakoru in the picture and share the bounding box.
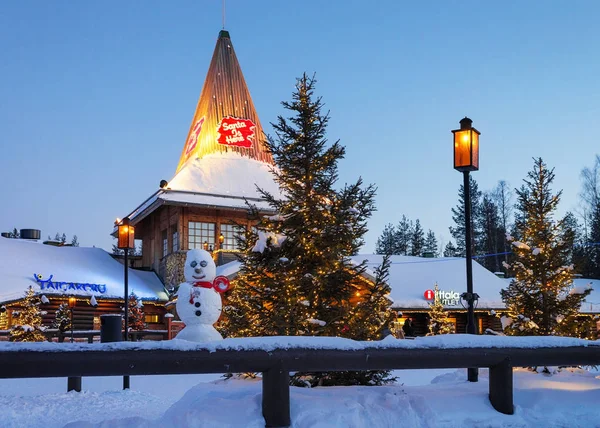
[34,274,107,294]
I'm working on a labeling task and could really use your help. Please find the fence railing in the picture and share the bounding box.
[0,339,598,427]
[0,329,168,342]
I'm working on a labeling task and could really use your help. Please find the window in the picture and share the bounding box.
[145,314,161,324]
[172,225,179,252]
[220,224,244,250]
[188,221,215,250]
[162,230,168,257]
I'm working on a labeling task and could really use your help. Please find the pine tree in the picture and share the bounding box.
[126,293,146,331]
[478,193,504,273]
[52,303,71,332]
[410,219,425,256]
[10,286,46,342]
[375,223,396,255]
[70,235,79,247]
[223,74,391,386]
[500,158,592,337]
[423,230,439,257]
[443,241,459,257]
[9,228,19,238]
[426,283,455,335]
[112,242,124,256]
[394,215,412,255]
[587,202,600,279]
[449,175,482,257]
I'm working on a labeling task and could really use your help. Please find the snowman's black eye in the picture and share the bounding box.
[200,261,208,268]
[190,261,197,268]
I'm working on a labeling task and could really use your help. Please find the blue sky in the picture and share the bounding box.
[1,1,599,252]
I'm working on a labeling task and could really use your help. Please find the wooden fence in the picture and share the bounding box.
[0,343,598,427]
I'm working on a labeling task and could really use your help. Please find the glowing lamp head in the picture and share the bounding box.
[219,233,225,245]
[452,117,480,172]
[117,217,135,249]
[68,297,77,308]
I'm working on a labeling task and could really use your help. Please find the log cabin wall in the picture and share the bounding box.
[137,204,260,279]
[5,298,167,330]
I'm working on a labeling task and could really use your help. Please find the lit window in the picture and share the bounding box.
[145,314,160,324]
[220,224,244,250]
[162,230,168,257]
[188,222,215,250]
[172,225,179,252]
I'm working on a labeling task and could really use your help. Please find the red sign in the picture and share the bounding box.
[424,289,435,300]
[216,116,256,148]
[184,117,205,157]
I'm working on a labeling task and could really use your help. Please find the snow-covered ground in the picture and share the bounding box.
[1,367,599,427]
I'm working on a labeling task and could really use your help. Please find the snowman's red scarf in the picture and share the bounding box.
[189,276,231,303]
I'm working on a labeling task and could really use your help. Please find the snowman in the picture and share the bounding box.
[175,249,232,342]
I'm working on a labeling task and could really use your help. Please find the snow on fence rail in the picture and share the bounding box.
[0,335,598,427]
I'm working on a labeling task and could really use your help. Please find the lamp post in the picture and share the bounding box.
[219,233,225,249]
[68,297,76,343]
[452,117,480,383]
[117,216,135,390]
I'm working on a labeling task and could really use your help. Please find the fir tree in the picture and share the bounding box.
[125,293,146,331]
[9,228,19,238]
[443,241,459,257]
[449,175,482,257]
[375,223,396,255]
[394,215,412,255]
[423,230,439,257]
[587,202,600,279]
[223,74,391,386]
[426,283,455,335]
[410,219,425,256]
[478,193,504,273]
[500,158,592,337]
[52,303,71,332]
[112,242,124,256]
[70,235,79,247]
[10,286,46,342]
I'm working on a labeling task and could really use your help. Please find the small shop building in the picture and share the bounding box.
[0,235,168,332]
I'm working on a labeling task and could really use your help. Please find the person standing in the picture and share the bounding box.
[402,318,415,337]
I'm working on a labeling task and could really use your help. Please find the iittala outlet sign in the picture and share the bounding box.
[217,116,256,148]
[424,288,461,306]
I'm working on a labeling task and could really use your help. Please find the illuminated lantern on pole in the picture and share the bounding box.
[117,216,135,390]
[451,117,481,383]
[452,117,480,172]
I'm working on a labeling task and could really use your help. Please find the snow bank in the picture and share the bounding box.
[0,334,597,353]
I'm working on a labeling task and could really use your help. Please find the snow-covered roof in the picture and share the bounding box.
[352,254,508,310]
[121,152,280,226]
[0,237,168,303]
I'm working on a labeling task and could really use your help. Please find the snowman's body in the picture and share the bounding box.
[175,249,229,342]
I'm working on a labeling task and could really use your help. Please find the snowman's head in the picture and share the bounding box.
[184,249,216,284]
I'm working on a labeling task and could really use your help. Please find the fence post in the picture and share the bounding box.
[67,376,81,392]
[262,366,290,428]
[489,357,513,415]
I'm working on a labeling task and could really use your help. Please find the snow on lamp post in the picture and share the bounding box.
[117,216,135,390]
[68,297,76,343]
[452,117,480,383]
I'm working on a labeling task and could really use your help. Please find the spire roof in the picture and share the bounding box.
[175,30,273,173]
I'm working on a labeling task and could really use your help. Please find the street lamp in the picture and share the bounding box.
[68,297,76,343]
[452,117,480,383]
[219,233,225,248]
[117,216,135,390]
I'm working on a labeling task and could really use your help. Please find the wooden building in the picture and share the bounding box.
[115,30,278,284]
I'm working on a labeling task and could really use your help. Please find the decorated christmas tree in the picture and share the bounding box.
[52,303,71,332]
[223,74,394,386]
[500,158,592,337]
[125,293,146,331]
[426,283,455,335]
[10,286,46,342]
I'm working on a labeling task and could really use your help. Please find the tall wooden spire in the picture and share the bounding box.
[176,30,273,173]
